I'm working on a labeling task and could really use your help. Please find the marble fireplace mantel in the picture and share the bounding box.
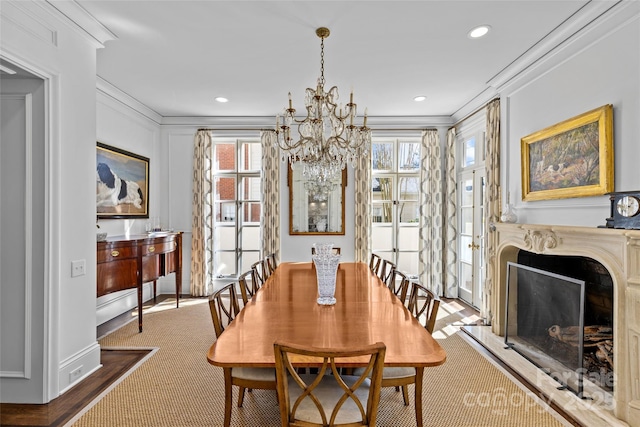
[489,223,640,426]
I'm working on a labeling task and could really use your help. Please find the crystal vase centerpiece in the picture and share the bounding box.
[312,243,340,305]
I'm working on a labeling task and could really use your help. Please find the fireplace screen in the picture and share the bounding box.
[504,262,586,397]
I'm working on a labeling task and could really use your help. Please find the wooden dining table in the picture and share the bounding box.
[207,261,446,426]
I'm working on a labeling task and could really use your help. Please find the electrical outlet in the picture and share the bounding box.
[69,366,83,382]
[71,259,86,277]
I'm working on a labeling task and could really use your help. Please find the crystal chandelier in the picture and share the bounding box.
[275,27,371,182]
[304,179,337,201]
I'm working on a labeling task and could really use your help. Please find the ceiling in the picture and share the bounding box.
[74,0,598,119]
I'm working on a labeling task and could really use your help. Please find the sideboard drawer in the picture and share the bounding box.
[142,240,175,255]
[97,245,136,263]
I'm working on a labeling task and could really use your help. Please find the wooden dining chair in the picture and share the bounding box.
[208,282,277,427]
[369,253,382,275]
[273,340,386,427]
[377,281,440,426]
[378,259,396,286]
[237,269,257,306]
[388,269,411,305]
[311,246,341,255]
[251,259,268,287]
[265,252,278,276]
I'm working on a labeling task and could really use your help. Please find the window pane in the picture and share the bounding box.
[241,226,260,250]
[372,227,393,251]
[372,142,393,171]
[214,143,236,171]
[464,137,475,167]
[398,142,420,171]
[214,251,235,276]
[215,202,236,223]
[398,227,419,250]
[460,236,472,262]
[461,207,473,235]
[241,177,261,200]
[398,201,419,223]
[397,252,419,276]
[240,141,261,172]
[372,202,392,223]
[241,201,261,223]
[214,227,236,250]
[460,262,473,292]
[398,177,419,201]
[241,252,260,274]
[373,177,393,201]
[215,176,236,200]
[461,179,473,206]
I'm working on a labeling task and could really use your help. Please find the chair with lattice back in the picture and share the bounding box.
[265,252,278,276]
[208,282,277,427]
[388,269,411,306]
[369,253,382,276]
[378,259,396,287]
[273,340,386,427]
[237,269,258,306]
[379,281,440,426]
[251,259,268,288]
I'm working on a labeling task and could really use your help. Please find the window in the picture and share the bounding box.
[456,112,486,308]
[371,138,421,275]
[212,138,262,277]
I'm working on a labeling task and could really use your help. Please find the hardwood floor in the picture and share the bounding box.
[0,349,150,427]
[0,297,168,427]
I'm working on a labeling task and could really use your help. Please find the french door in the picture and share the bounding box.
[458,168,485,308]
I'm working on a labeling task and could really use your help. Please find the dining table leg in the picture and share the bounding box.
[415,366,424,427]
[223,368,233,427]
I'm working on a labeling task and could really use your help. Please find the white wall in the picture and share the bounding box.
[95,82,165,324]
[0,0,108,402]
[500,3,640,227]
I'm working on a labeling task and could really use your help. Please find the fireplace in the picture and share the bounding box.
[504,254,614,397]
[490,223,640,426]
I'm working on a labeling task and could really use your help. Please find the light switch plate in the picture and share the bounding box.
[71,259,86,277]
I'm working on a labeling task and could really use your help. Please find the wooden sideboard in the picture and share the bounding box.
[97,232,182,332]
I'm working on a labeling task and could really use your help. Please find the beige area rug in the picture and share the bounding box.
[72,298,570,427]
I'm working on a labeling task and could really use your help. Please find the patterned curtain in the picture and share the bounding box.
[353,144,371,263]
[190,130,214,296]
[483,99,501,322]
[444,128,458,298]
[418,130,443,295]
[261,131,280,261]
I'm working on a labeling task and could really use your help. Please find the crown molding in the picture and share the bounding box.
[44,0,116,48]
[97,77,163,124]
[486,0,625,90]
[159,114,452,129]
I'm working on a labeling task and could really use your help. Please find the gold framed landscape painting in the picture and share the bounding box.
[521,104,613,201]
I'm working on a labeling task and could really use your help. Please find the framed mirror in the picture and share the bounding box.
[288,164,346,235]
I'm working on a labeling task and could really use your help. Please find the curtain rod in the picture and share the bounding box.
[450,96,500,129]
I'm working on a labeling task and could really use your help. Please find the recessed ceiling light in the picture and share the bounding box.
[468,25,491,39]
[214,97,229,103]
[414,96,427,102]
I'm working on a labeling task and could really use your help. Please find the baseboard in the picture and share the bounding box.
[58,342,101,394]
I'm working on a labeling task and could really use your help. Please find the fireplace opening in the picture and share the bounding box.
[504,251,614,397]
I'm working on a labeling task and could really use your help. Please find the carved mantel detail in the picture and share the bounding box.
[522,229,559,252]
[492,222,640,426]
